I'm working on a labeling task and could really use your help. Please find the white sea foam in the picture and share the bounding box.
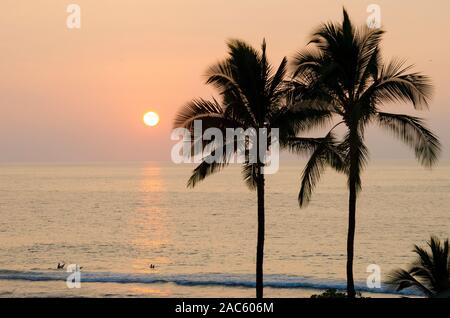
[0,270,422,296]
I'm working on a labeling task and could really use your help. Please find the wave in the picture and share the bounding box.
[0,270,421,296]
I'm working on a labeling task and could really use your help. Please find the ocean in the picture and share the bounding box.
[0,161,449,297]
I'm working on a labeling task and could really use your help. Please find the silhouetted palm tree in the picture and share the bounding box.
[174,39,330,298]
[388,236,450,298]
[290,9,441,297]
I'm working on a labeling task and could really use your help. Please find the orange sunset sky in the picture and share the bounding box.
[1,0,449,162]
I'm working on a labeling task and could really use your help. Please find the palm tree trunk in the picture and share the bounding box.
[347,174,357,298]
[256,168,265,298]
[346,135,357,298]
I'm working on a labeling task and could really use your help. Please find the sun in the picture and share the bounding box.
[143,111,160,127]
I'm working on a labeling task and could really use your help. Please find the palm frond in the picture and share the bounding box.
[174,98,224,130]
[287,137,326,155]
[423,237,450,293]
[291,48,324,80]
[387,236,450,297]
[187,139,236,188]
[205,46,259,126]
[187,160,228,189]
[355,27,384,96]
[205,61,238,94]
[368,59,433,109]
[225,39,266,122]
[267,57,288,101]
[296,132,344,207]
[272,107,332,147]
[242,162,258,190]
[376,112,441,167]
[387,269,433,297]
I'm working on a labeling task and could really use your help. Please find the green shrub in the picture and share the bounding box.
[311,289,366,298]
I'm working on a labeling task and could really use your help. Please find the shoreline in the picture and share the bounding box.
[0,280,411,298]
[0,269,421,298]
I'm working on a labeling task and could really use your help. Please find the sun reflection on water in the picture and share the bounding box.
[128,163,170,273]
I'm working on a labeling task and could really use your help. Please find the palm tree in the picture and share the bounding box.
[388,236,450,298]
[174,39,330,298]
[290,9,441,297]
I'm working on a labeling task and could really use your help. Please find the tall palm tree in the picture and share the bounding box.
[174,39,330,298]
[388,236,450,298]
[290,9,441,297]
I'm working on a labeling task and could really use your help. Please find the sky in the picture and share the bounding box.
[0,0,449,162]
